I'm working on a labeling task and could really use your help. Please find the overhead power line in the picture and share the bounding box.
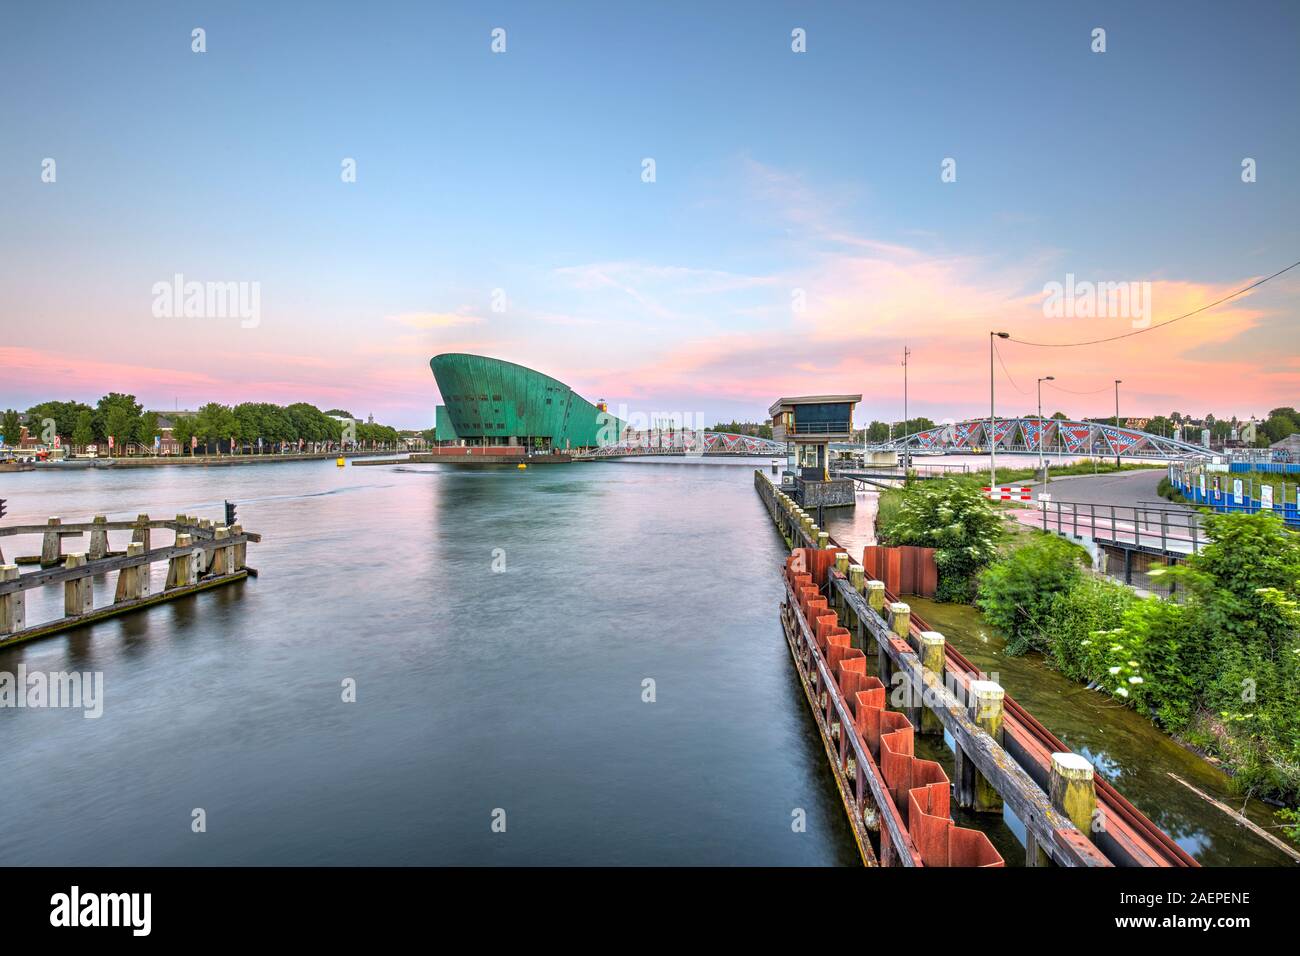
[1008,257,1300,348]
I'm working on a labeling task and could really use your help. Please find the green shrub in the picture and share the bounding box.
[1101,511,1300,801]
[877,480,1003,602]
[975,534,1085,654]
[1042,575,1136,680]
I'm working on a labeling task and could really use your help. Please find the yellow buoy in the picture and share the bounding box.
[517,463,527,470]
[336,457,345,467]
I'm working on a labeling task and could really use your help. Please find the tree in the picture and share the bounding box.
[171,415,194,454]
[139,411,160,453]
[0,409,20,446]
[323,408,354,418]
[977,535,1086,655]
[25,400,93,442]
[865,420,891,443]
[95,393,143,446]
[72,410,95,449]
[193,403,237,454]
[1050,411,1069,420]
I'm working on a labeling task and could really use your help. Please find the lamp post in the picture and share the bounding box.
[1114,379,1123,467]
[989,331,1010,488]
[1037,375,1054,482]
[902,345,911,473]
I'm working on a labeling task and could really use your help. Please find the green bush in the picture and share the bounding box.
[877,480,1003,602]
[975,534,1086,654]
[1102,511,1300,801]
[1041,575,1136,680]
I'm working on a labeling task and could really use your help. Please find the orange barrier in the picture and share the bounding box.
[861,545,938,597]
[784,548,1003,867]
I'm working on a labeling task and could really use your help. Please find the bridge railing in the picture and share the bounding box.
[1036,499,1205,555]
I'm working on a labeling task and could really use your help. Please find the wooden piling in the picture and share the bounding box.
[816,530,829,550]
[131,513,151,552]
[865,580,886,613]
[1049,752,1097,836]
[230,524,246,570]
[41,517,63,566]
[848,564,864,594]
[0,565,24,634]
[888,602,910,639]
[166,533,198,589]
[210,526,233,575]
[919,631,945,735]
[63,553,92,617]
[89,515,109,560]
[113,542,150,601]
[966,680,1006,813]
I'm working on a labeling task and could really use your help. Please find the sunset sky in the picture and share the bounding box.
[3,1,1298,430]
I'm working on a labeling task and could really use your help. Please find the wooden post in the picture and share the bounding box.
[88,515,109,560]
[197,519,214,572]
[919,631,945,734]
[816,531,829,550]
[966,680,1005,813]
[210,526,234,575]
[230,524,246,570]
[166,533,197,589]
[1049,752,1097,836]
[848,564,865,594]
[114,541,149,601]
[865,580,886,614]
[888,602,910,640]
[131,513,151,552]
[41,517,63,566]
[63,553,92,617]
[0,565,25,634]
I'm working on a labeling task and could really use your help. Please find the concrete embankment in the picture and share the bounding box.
[33,451,403,470]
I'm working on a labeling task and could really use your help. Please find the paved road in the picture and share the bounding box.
[1024,468,1186,510]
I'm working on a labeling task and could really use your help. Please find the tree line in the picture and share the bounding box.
[3,394,404,453]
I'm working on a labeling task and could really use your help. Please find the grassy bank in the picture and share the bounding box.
[877,477,1300,835]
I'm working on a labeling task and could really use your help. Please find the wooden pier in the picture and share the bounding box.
[754,469,1196,867]
[0,513,260,648]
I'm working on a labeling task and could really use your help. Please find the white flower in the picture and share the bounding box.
[1129,676,1144,685]
[1108,666,1121,676]
[1115,687,1130,698]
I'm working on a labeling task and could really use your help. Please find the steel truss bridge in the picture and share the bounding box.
[577,430,786,458]
[871,418,1210,460]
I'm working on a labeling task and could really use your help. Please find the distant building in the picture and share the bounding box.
[1270,433,1300,459]
[429,353,622,451]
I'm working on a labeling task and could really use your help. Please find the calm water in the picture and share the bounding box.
[823,488,1296,867]
[0,457,856,865]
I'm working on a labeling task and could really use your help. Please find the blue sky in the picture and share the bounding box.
[2,1,1298,428]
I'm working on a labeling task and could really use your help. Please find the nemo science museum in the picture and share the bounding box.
[429,353,623,452]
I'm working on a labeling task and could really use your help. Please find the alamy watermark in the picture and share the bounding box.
[1042,274,1152,329]
[152,273,261,328]
[0,665,103,718]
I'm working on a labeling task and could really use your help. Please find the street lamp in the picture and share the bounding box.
[1037,376,1054,482]
[1114,379,1123,467]
[989,331,1010,487]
